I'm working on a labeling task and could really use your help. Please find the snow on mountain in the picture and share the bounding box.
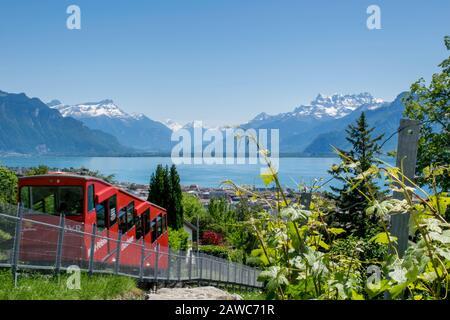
[162,119,234,132]
[250,93,384,122]
[162,119,184,132]
[49,99,131,119]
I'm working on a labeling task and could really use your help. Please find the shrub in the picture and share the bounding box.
[201,230,224,245]
[168,227,189,251]
[198,245,229,259]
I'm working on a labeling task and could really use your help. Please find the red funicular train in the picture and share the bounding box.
[18,173,168,273]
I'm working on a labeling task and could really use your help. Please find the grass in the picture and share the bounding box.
[0,268,142,300]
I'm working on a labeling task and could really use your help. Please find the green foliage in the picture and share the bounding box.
[226,134,450,300]
[403,36,450,191]
[148,164,183,229]
[25,165,49,176]
[168,227,189,251]
[182,193,207,222]
[327,112,384,236]
[0,270,139,300]
[182,192,259,263]
[198,245,230,259]
[169,165,184,229]
[0,167,18,205]
[61,166,116,183]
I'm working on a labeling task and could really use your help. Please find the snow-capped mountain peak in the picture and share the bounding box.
[131,112,146,120]
[252,112,270,122]
[162,119,184,132]
[249,92,384,123]
[49,99,131,119]
[302,92,383,119]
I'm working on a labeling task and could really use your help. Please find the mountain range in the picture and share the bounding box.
[241,92,404,154]
[48,99,172,152]
[0,89,406,156]
[0,91,132,155]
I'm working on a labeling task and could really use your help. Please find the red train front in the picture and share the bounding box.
[17,173,169,273]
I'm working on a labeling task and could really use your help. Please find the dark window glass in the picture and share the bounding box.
[87,185,95,212]
[20,187,30,208]
[157,215,162,238]
[31,187,56,214]
[25,186,84,216]
[119,208,127,235]
[135,214,143,240]
[59,186,83,215]
[96,201,106,230]
[108,195,117,226]
[151,219,157,242]
[126,202,135,232]
[143,209,150,236]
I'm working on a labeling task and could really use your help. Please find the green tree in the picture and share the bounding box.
[168,227,189,251]
[403,36,450,191]
[147,164,183,230]
[0,167,18,205]
[26,165,49,176]
[169,165,183,229]
[327,112,384,236]
[182,193,209,233]
[148,164,170,210]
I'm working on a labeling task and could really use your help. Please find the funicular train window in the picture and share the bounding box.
[143,209,150,237]
[31,187,57,214]
[20,186,30,208]
[109,195,117,226]
[95,201,106,231]
[156,215,162,238]
[119,207,127,235]
[126,202,135,232]
[135,213,143,240]
[21,186,84,216]
[87,185,95,212]
[59,186,83,215]
[151,219,157,242]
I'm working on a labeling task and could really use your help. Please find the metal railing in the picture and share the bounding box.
[0,204,263,288]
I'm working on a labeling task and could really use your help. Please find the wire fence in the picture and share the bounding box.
[0,203,263,288]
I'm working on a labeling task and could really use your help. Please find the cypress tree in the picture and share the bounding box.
[327,112,384,236]
[148,164,183,230]
[169,165,183,229]
[148,164,168,208]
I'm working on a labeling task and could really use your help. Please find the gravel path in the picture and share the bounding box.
[145,286,242,300]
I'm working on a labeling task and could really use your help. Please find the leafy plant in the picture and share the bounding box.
[168,227,190,251]
[403,36,450,191]
[225,133,450,300]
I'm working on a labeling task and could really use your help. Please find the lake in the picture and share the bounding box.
[0,156,392,190]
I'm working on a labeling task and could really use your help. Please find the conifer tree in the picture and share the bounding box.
[148,164,183,229]
[328,112,384,236]
[169,165,183,229]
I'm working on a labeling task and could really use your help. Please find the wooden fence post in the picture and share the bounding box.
[390,118,420,257]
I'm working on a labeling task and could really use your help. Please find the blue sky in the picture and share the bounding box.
[0,0,449,126]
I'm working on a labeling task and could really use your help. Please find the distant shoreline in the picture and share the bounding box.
[0,153,339,158]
